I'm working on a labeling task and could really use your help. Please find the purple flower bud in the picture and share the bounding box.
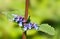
[24,26,27,31]
[19,22,22,26]
[13,17,18,22]
[28,23,32,29]
[23,23,33,31]
[33,24,38,30]
[24,24,28,31]
[18,16,24,27]
[19,16,23,22]
[15,18,19,22]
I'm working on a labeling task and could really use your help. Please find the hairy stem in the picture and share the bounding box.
[24,0,29,21]
[22,0,29,39]
[22,31,26,39]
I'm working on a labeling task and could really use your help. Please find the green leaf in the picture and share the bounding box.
[39,24,55,35]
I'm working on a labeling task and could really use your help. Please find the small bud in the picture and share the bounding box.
[28,23,32,29]
[19,22,22,26]
[33,24,38,30]
[15,18,19,22]
[13,16,19,22]
[24,26,28,31]
[19,16,23,21]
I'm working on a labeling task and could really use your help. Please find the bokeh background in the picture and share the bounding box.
[0,0,60,39]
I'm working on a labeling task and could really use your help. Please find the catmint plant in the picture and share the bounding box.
[11,14,55,39]
[10,0,55,39]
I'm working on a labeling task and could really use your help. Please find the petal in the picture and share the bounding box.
[19,19,23,22]
[35,26,38,30]
[19,22,22,26]
[28,26,31,29]
[28,23,32,29]
[33,24,38,30]
[24,27,27,31]
[19,16,23,19]
[16,18,19,22]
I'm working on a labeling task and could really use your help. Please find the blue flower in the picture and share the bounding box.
[33,24,39,30]
[12,14,23,26]
[24,26,27,31]
[19,16,23,22]
[12,14,18,21]
[23,23,39,31]
[13,17,19,22]
[28,23,32,29]
[23,23,32,31]
[18,22,23,26]
[18,16,23,26]
[24,24,28,31]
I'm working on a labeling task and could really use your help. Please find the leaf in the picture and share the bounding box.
[39,24,55,35]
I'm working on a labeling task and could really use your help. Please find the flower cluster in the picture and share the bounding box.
[24,23,39,31]
[12,14,39,31]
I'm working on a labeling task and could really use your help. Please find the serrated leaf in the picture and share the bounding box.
[39,24,55,35]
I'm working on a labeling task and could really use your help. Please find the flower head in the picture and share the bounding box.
[12,14,39,31]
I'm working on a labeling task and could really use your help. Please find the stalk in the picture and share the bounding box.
[22,0,29,39]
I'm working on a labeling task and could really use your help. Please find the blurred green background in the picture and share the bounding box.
[0,0,60,39]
